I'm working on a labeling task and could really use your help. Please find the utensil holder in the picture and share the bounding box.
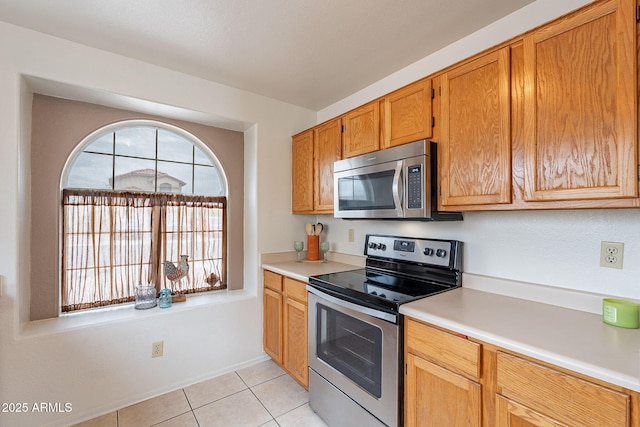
[307,235,320,261]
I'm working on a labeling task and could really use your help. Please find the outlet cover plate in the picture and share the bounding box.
[600,241,624,269]
[152,341,164,358]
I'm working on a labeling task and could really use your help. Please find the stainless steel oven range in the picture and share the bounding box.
[307,234,462,427]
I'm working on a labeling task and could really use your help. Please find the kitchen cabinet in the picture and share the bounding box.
[523,0,637,202]
[293,0,640,211]
[263,270,283,364]
[405,316,637,427]
[496,352,629,427]
[291,118,342,214]
[439,47,512,207]
[282,276,308,388]
[342,100,380,158]
[404,319,482,427]
[313,118,342,212]
[382,79,433,149]
[291,129,314,213]
[263,270,308,389]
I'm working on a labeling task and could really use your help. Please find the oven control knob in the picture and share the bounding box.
[368,242,377,249]
[378,243,386,250]
[423,247,434,256]
[436,249,447,258]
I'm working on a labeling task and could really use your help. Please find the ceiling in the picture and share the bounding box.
[0,0,536,111]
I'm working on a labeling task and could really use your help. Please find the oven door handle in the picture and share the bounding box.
[306,286,397,324]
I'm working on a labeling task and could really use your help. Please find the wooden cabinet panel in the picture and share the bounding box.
[523,0,637,201]
[291,129,314,213]
[383,79,433,148]
[263,270,309,389]
[283,296,308,387]
[264,270,283,292]
[440,47,512,206]
[283,276,307,303]
[263,287,283,365]
[497,352,629,427]
[496,395,566,427]
[313,118,342,212]
[406,318,481,380]
[342,101,380,158]
[405,352,481,427]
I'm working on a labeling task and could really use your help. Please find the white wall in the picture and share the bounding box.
[311,0,640,300]
[0,21,315,427]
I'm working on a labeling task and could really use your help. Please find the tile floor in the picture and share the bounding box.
[73,360,328,427]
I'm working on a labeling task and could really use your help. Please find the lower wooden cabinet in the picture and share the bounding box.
[496,352,629,427]
[405,352,481,427]
[405,318,482,427]
[405,317,636,427]
[263,270,308,388]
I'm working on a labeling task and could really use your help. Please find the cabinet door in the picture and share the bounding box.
[291,129,314,213]
[384,79,433,148]
[283,296,308,388]
[342,101,380,158]
[313,118,342,212]
[496,395,567,427]
[405,352,481,427]
[263,288,283,365]
[523,0,637,201]
[440,47,512,206]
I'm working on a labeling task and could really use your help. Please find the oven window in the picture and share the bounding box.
[337,170,396,211]
[316,303,383,398]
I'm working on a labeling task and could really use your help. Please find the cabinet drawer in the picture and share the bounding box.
[405,319,480,379]
[283,277,307,304]
[497,352,629,427]
[264,270,283,292]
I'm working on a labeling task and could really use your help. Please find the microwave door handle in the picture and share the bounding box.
[392,161,403,213]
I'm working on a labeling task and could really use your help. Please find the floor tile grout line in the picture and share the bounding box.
[247,385,278,423]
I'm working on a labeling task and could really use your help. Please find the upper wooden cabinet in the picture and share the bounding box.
[313,118,342,211]
[523,0,637,202]
[382,79,433,149]
[291,129,314,213]
[439,47,512,206]
[291,118,342,214]
[292,0,640,212]
[342,100,380,158]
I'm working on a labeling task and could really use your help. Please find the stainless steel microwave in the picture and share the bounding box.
[333,140,462,221]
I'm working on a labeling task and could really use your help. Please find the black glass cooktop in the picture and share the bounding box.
[309,268,456,313]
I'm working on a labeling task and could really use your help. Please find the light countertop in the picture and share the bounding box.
[261,255,640,392]
[401,287,640,392]
[261,259,362,283]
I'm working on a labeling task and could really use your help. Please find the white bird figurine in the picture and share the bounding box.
[163,255,189,290]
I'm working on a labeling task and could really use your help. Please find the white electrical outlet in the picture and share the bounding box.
[152,341,164,358]
[348,228,355,243]
[600,241,624,269]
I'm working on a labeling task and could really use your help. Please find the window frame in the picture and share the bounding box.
[59,120,229,314]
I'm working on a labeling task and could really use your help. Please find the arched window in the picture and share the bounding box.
[60,120,228,312]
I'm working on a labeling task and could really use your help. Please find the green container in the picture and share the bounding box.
[602,298,639,329]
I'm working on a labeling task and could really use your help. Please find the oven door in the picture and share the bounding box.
[307,286,399,427]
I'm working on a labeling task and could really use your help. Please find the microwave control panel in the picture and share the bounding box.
[406,164,422,209]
